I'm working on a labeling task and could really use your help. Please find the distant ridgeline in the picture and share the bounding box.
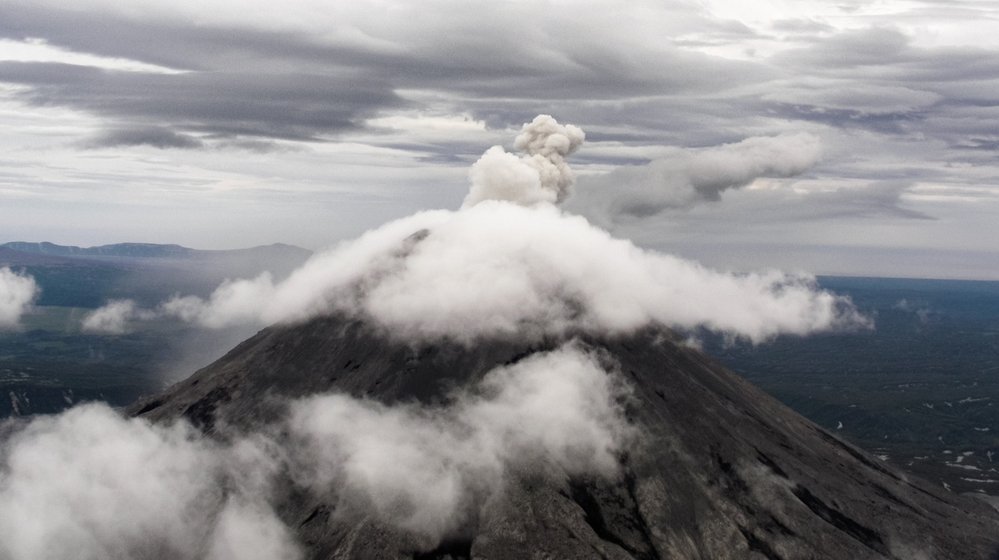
[0,241,312,307]
[3,241,196,259]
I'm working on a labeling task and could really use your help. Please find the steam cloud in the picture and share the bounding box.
[0,345,629,558]
[571,132,822,223]
[0,268,39,330]
[463,114,585,207]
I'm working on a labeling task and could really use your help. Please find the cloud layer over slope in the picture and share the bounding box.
[0,345,630,558]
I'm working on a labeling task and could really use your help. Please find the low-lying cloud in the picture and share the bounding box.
[571,132,822,223]
[0,268,39,330]
[81,299,155,334]
[288,344,632,543]
[0,404,298,560]
[0,344,631,557]
[157,202,865,344]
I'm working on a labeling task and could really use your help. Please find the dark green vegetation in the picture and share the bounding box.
[705,276,999,496]
[1,307,172,416]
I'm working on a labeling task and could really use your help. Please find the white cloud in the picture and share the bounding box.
[81,299,148,334]
[161,273,275,329]
[0,267,39,330]
[0,344,632,555]
[166,202,865,344]
[287,344,633,543]
[206,499,301,560]
[0,38,184,74]
[0,404,295,560]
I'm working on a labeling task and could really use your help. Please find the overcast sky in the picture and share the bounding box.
[1,0,998,279]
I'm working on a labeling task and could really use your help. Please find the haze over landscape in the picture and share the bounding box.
[2,1,999,559]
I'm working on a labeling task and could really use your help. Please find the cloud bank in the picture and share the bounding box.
[0,345,631,557]
[160,204,865,345]
[0,268,39,330]
[105,116,862,345]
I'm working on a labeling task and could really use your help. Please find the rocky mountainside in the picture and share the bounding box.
[131,313,999,560]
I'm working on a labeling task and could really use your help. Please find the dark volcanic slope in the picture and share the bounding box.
[131,315,999,559]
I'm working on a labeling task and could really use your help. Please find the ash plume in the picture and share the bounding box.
[571,132,823,223]
[0,267,38,330]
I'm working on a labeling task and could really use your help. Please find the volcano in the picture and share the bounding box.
[130,312,999,559]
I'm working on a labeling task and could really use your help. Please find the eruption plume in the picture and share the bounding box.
[463,114,585,208]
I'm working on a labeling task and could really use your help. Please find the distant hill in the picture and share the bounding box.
[3,241,193,259]
[1,241,310,262]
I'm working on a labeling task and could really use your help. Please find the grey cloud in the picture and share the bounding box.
[85,127,203,149]
[627,180,934,242]
[769,181,935,222]
[953,137,999,151]
[770,19,836,34]
[764,103,926,135]
[777,27,910,69]
[0,61,403,142]
[0,3,774,150]
[776,26,999,84]
[1,0,998,275]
